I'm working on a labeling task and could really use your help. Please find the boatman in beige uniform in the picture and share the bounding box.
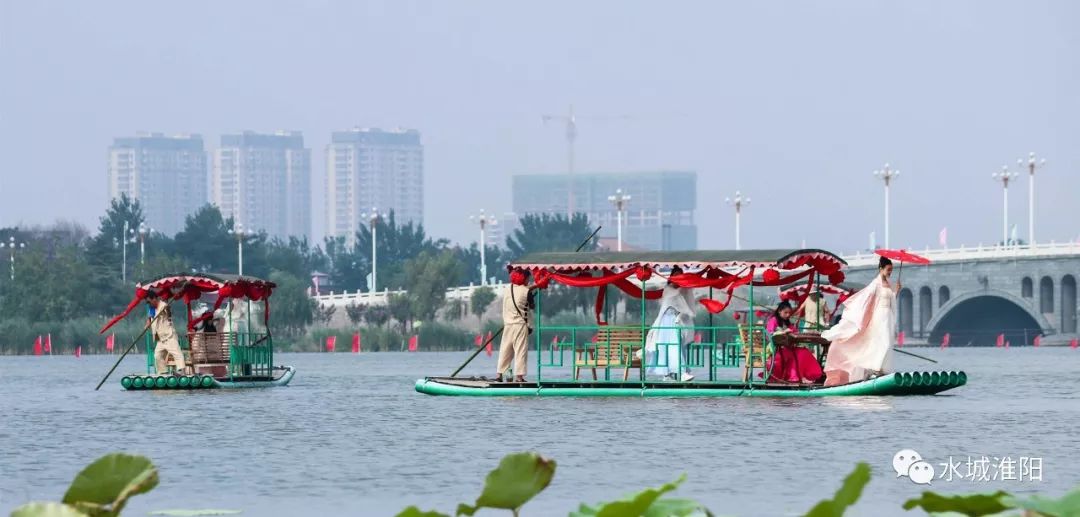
[145,292,186,375]
[494,270,538,383]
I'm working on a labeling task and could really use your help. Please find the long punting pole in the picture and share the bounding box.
[449,327,504,378]
[449,226,602,378]
[95,310,164,391]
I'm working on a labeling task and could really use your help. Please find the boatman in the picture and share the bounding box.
[144,291,186,375]
[796,289,832,332]
[494,269,538,383]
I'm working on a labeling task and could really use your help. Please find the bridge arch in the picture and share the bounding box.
[1063,275,1077,333]
[927,289,1051,347]
[898,288,914,336]
[918,286,933,334]
[1040,276,1055,313]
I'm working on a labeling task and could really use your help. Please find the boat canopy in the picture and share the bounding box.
[506,249,848,320]
[779,281,866,301]
[100,273,277,334]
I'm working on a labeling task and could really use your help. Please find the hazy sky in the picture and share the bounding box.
[1,0,1077,252]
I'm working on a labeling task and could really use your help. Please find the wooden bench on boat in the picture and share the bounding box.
[575,327,644,380]
[739,324,768,382]
[189,332,233,377]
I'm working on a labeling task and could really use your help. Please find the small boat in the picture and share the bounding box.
[101,273,295,391]
[416,249,966,397]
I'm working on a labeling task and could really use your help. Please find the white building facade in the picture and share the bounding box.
[212,131,311,239]
[107,133,207,236]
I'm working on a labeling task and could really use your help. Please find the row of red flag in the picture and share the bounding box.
[325,333,420,353]
[31,334,116,357]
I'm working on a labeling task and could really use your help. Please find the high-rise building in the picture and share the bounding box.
[212,131,311,239]
[107,133,208,236]
[512,171,697,251]
[325,127,423,241]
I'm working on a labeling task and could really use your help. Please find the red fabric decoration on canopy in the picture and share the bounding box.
[635,266,652,281]
[99,288,149,333]
[509,270,527,285]
[762,269,780,284]
[828,271,846,286]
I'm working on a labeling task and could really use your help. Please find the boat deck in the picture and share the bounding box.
[120,366,295,390]
[416,370,966,397]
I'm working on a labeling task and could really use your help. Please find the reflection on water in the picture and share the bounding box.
[0,348,1078,517]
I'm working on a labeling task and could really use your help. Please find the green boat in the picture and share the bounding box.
[101,273,296,391]
[416,249,966,397]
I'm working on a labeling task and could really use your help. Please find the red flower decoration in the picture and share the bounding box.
[733,312,742,321]
[509,269,527,286]
[534,270,551,289]
[828,271,846,286]
[635,266,652,281]
[762,269,780,284]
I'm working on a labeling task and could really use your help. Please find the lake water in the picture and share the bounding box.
[2,348,1079,516]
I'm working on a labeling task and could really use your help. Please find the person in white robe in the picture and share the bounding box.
[821,256,900,385]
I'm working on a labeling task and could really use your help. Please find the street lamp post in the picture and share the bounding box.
[607,189,631,251]
[1019,152,1046,246]
[229,223,251,276]
[725,191,750,250]
[137,223,151,264]
[365,208,386,292]
[470,210,498,285]
[873,164,900,249]
[992,166,1017,247]
[3,235,26,281]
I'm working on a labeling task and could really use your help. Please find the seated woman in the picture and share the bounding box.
[763,301,823,384]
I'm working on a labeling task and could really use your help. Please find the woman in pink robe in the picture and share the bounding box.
[763,301,823,384]
[821,256,899,386]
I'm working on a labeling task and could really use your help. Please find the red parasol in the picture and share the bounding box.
[874,248,930,282]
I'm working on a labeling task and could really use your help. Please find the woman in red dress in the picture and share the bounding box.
[763,301,823,384]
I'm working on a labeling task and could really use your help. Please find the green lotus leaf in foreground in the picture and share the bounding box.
[61,453,158,517]
[455,452,556,516]
[804,462,872,517]
[901,490,1013,517]
[9,502,87,517]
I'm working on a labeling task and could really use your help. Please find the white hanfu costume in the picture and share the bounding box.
[644,283,696,380]
[821,275,897,385]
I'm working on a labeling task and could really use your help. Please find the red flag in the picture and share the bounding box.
[485,331,493,356]
[326,335,336,352]
[551,335,559,349]
[996,333,1004,347]
[352,333,361,353]
[694,332,702,343]
[941,333,950,349]
[1070,338,1078,349]
[897,331,905,347]
[1005,340,1011,348]
[106,334,115,352]
[33,336,42,356]
[475,334,482,347]
[1033,335,1042,347]
[408,335,419,352]
[44,333,52,354]
[74,346,82,358]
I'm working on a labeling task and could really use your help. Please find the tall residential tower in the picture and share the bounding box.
[212,131,311,239]
[325,127,423,240]
[107,133,207,236]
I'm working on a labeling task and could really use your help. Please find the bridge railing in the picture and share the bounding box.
[312,281,508,307]
[842,241,1080,267]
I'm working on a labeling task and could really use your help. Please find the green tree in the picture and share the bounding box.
[366,304,391,328]
[345,302,367,326]
[356,211,449,290]
[470,286,497,326]
[455,243,508,285]
[387,293,413,332]
[173,204,268,274]
[84,194,147,311]
[506,213,596,260]
[268,270,315,337]
[323,235,368,293]
[403,250,463,324]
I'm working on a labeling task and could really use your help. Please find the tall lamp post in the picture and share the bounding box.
[873,164,900,249]
[137,223,152,264]
[229,223,251,276]
[3,235,25,281]
[725,191,750,250]
[365,208,386,292]
[470,209,497,285]
[607,189,631,251]
[1019,152,1046,246]
[992,166,1017,247]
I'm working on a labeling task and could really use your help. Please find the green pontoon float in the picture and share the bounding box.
[101,273,295,391]
[416,249,965,397]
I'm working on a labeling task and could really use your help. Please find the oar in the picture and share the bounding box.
[450,327,504,378]
[449,226,603,377]
[894,348,938,364]
[94,312,163,391]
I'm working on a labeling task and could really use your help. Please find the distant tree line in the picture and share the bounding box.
[0,199,599,353]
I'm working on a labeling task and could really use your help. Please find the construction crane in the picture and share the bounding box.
[541,105,580,218]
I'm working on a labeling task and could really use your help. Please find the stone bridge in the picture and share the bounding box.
[842,243,1080,346]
